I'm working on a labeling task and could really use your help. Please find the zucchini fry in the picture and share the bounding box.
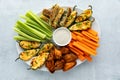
[64,11,77,27]
[30,52,49,70]
[52,8,64,28]
[40,14,49,23]
[17,49,40,61]
[19,41,41,50]
[50,4,60,22]
[59,8,71,27]
[69,20,92,31]
[75,6,92,22]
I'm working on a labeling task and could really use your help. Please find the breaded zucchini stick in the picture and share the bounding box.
[59,8,71,27]
[52,8,64,28]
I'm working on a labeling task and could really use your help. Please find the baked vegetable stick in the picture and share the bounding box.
[73,42,96,56]
[52,8,64,28]
[59,8,71,26]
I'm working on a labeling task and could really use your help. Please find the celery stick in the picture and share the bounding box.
[25,11,52,33]
[20,15,40,28]
[21,15,52,36]
[39,18,53,30]
[14,36,34,41]
[14,28,41,42]
[17,20,46,39]
[25,22,52,38]
[15,24,41,40]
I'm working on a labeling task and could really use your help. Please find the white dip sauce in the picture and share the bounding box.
[53,27,71,46]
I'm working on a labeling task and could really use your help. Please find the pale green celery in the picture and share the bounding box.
[25,11,52,33]
[14,28,41,42]
[25,22,52,38]
[17,20,46,39]
[15,24,41,40]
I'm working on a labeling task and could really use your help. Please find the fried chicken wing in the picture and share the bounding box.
[54,48,62,59]
[55,59,65,70]
[45,60,55,73]
[63,61,76,71]
[47,48,55,61]
[63,53,77,62]
[59,47,70,55]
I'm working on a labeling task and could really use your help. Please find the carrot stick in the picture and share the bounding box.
[69,45,84,55]
[78,54,86,61]
[73,42,96,56]
[83,31,99,40]
[76,36,99,47]
[84,55,92,62]
[87,29,98,36]
[73,32,89,39]
[80,40,97,50]
[71,32,77,40]
[82,31,99,42]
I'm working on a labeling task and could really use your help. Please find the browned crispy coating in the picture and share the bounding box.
[63,53,77,63]
[63,61,76,71]
[59,47,70,55]
[47,48,55,61]
[45,60,55,73]
[54,48,62,59]
[42,9,51,18]
[54,59,65,70]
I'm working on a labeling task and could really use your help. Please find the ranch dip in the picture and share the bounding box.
[53,27,71,46]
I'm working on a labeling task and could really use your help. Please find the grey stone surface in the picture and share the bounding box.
[0,0,120,80]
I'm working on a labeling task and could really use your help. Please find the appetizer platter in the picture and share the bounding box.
[14,4,100,73]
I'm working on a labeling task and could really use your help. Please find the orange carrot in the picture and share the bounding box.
[80,40,97,50]
[71,32,77,40]
[87,29,98,36]
[73,41,96,56]
[73,32,89,39]
[69,45,84,55]
[78,54,86,61]
[76,36,99,47]
[82,31,99,42]
[84,55,92,62]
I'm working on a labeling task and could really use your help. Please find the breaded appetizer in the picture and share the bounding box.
[18,49,39,61]
[19,41,40,50]
[69,20,92,31]
[59,8,71,27]
[64,11,77,27]
[30,52,49,70]
[75,5,92,22]
[52,8,64,28]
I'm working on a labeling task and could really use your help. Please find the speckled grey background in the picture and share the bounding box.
[0,0,120,80]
